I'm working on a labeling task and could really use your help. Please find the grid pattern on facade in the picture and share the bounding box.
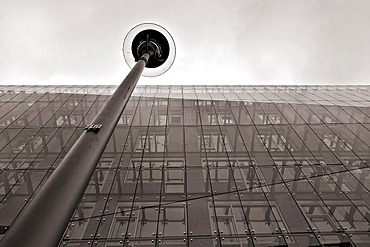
[1,85,370,246]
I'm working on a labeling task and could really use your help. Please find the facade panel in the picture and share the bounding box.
[0,85,370,246]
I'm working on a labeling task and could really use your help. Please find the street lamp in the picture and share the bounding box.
[0,23,175,247]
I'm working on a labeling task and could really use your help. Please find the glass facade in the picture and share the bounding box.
[1,85,370,246]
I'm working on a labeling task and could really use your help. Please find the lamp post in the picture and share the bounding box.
[0,23,175,247]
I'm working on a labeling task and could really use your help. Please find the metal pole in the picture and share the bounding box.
[0,53,151,247]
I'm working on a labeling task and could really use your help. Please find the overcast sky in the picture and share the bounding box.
[0,0,369,85]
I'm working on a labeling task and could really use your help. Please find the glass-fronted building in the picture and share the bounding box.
[1,85,370,246]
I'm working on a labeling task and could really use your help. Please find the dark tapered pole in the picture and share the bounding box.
[0,53,150,247]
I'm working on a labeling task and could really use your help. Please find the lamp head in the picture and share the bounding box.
[123,23,176,77]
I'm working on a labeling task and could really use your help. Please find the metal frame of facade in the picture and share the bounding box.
[1,85,370,246]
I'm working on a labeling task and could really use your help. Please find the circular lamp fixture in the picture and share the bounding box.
[123,23,176,77]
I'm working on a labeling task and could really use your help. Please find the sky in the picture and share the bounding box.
[0,0,369,85]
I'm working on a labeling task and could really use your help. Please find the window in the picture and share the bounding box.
[170,115,182,125]
[165,161,184,193]
[109,205,138,238]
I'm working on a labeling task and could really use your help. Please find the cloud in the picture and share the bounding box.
[0,0,369,85]
[233,0,370,83]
